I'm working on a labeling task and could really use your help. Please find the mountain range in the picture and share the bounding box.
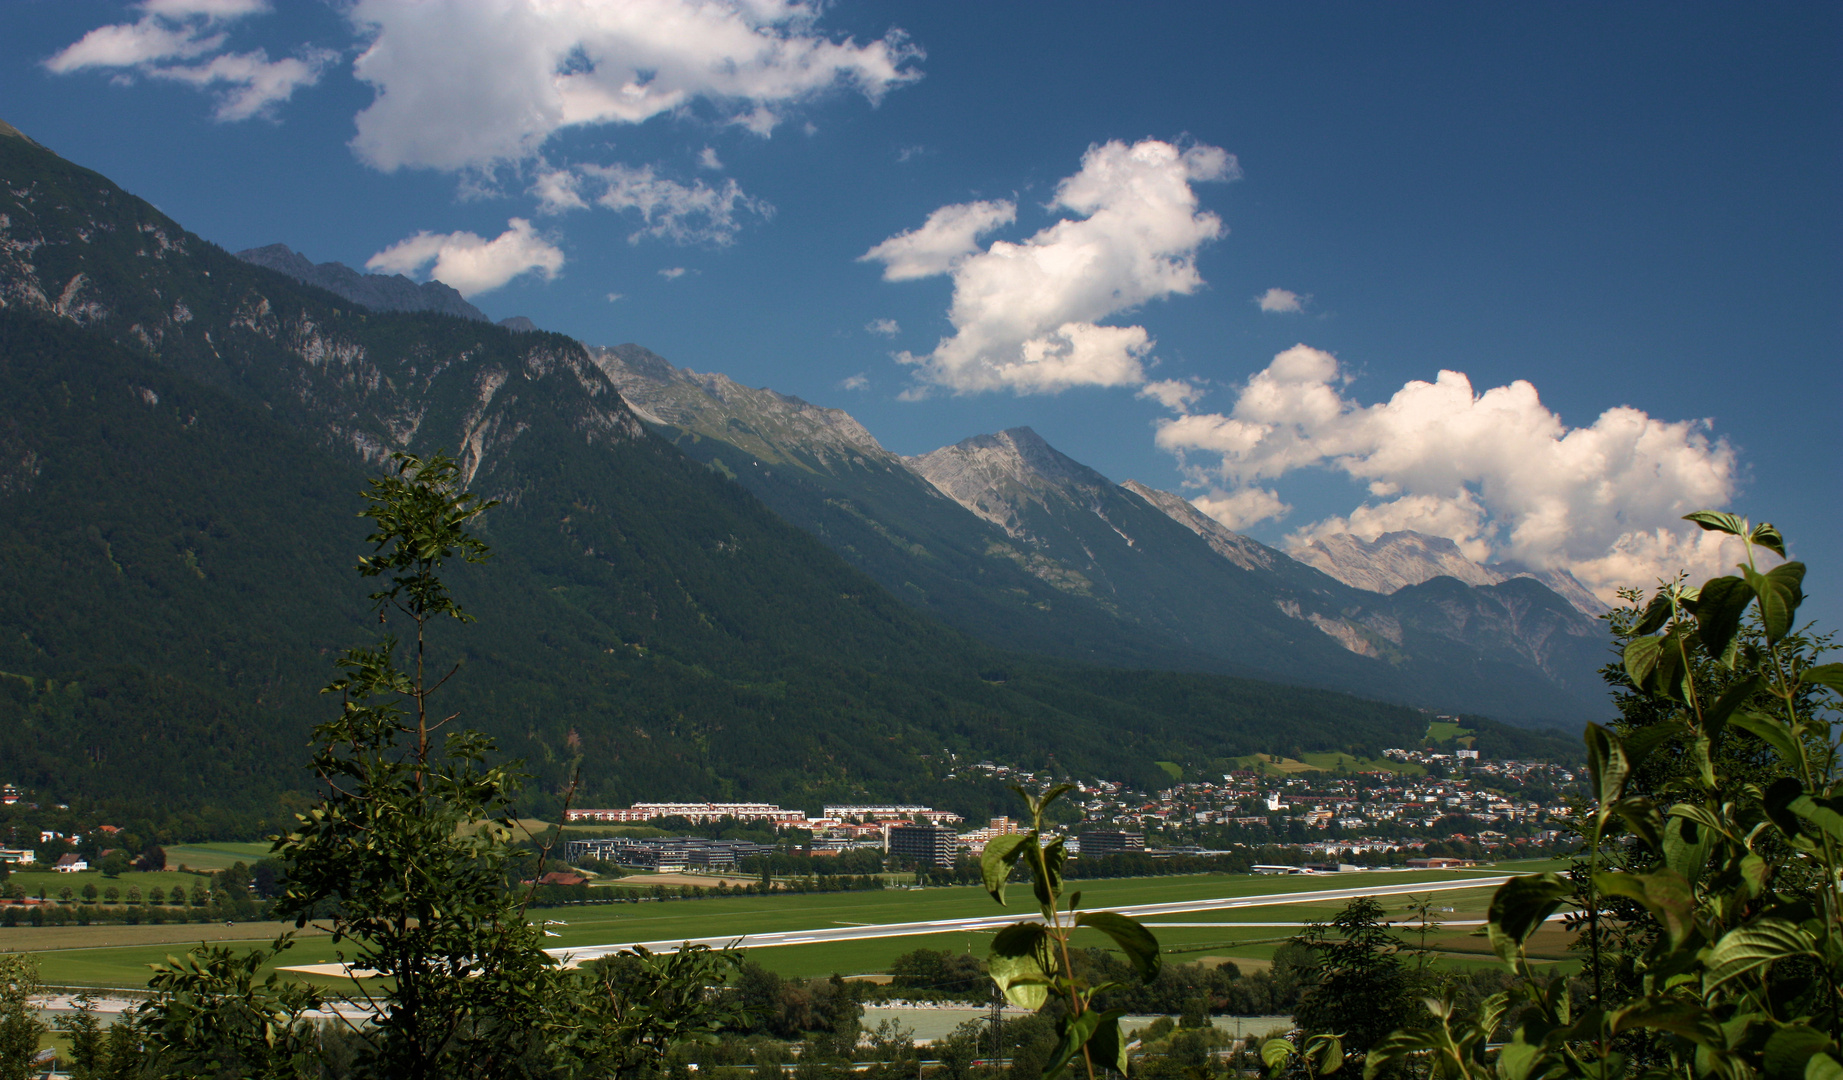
[587,346,1612,723]
[0,119,1590,828]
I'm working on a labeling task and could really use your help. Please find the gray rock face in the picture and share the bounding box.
[1120,480,1276,573]
[589,343,889,470]
[234,243,489,323]
[498,315,539,333]
[1290,530,1606,616]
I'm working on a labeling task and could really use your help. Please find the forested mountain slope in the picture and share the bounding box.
[0,121,1577,832]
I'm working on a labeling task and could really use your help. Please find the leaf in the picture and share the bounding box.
[1045,1008,1106,1078]
[1023,835,1067,910]
[986,950,1051,1011]
[1634,590,1676,636]
[1316,1035,1345,1074]
[1763,777,1810,841]
[1262,1037,1297,1075]
[1743,562,1807,645]
[1733,713,1804,769]
[1662,812,1718,884]
[1740,853,1769,898]
[1611,796,1666,855]
[1594,868,1696,948]
[1624,636,1666,693]
[1584,724,1630,810]
[980,832,1033,905]
[1799,664,1843,693]
[1609,998,1722,1046]
[1084,1011,1130,1076]
[1764,1026,1835,1080]
[987,923,1053,1010]
[1496,1037,1542,1080]
[1684,510,1749,538]
[1486,873,1571,966]
[1075,911,1162,981]
[1705,675,1761,739]
[1705,919,1818,992]
[1750,522,1788,559]
[1691,575,1755,664]
[1788,793,1843,843]
[1808,1053,1843,1080]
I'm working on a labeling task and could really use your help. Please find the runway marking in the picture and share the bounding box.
[545,875,1512,967]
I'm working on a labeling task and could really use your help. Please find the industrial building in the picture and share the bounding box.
[1077,830,1146,856]
[564,836,772,871]
[885,823,960,868]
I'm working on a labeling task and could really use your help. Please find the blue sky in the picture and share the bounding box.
[6,1,1839,625]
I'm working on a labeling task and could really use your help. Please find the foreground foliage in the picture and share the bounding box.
[1349,512,1841,1080]
[981,785,1164,1079]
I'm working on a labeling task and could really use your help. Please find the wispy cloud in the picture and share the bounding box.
[865,318,900,337]
[534,163,771,245]
[45,0,331,121]
[344,0,923,173]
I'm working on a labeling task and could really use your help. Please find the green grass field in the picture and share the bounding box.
[1424,721,1474,745]
[162,842,274,872]
[1,864,1544,990]
[1225,752,1423,776]
[8,868,211,899]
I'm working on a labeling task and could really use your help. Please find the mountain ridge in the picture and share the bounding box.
[234,242,491,322]
[1290,530,1606,616]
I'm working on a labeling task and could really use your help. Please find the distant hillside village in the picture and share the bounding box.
[560,747,1581,873]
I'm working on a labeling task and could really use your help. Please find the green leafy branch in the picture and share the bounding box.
[981,784,1163,1079]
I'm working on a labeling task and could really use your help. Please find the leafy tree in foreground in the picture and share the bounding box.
[0,956,46,1080]
[275,450,555,1080]
[1293,897,1414,1056]
[1360,511,1841,1080]
[981,784,1163,1079]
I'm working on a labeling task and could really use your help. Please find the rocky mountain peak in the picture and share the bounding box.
[1290,529,1606,616]
[903,427,1129,542]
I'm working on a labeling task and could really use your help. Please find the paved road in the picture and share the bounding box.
[546,875,1511,967]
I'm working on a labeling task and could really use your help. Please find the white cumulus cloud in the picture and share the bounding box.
[1256,287,1306,313]
[534,163,770,245]
[863,139,1237,396]
[860,199,1015,282]
[1192,487,1291,531]
[45,1,330,121]
[344,0,922,173]
[839,373,869,391]
[865,318,900,337]
[366,218,564,297]
[697,147,723,170]
[1153,344,1744,599]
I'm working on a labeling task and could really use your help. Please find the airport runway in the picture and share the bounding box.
[544,874,1512,967]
